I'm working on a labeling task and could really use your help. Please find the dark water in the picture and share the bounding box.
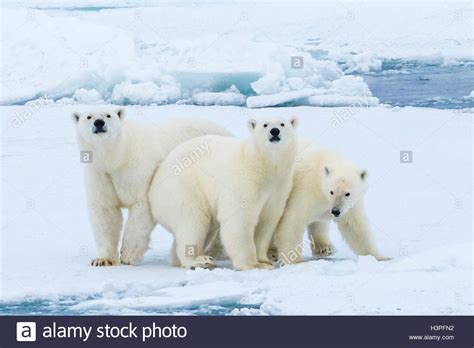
[360,59,474,109]
[0,297,261,316]
[0,298,87,315]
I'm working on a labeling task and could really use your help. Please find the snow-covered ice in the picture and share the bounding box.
[0,104,472,315]
[1,2,472,107]
[191,86,246,107]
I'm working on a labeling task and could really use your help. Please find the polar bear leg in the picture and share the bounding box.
[308,221,334,257]
[273,220,306,265]
[254,225,275,264]
[86,171,122,266]
[271,192,308,265]
[336,202,391,261]
[120,201,155,265]
[219,211,270,270]
[90,206,123,266]
[204,227,226,260]
[174,217,215,269]
[255,201,286,264]
[169,238,181,267]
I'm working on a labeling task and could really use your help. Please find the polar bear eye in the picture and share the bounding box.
[263,124,268,128]
[345,193,350,197]
[330,191,334,195]
[87,115,92,120]
[106,114,111,118]
[281,123,285,127]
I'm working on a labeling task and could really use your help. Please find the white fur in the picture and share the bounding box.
[273,143,390,265]
[149,117,298,270]
[73,108,231,266]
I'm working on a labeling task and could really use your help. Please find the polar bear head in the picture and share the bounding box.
[72,108,125,144]
[321,163,368,218]
[247,116,298,156]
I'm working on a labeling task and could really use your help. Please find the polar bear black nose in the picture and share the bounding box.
[331,208,340,217]
[94,119,105,128]
[270,128,280,136]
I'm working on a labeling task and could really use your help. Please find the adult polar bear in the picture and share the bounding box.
[73,108,231,266]
[273,143,391,264]
[149,117,298,270]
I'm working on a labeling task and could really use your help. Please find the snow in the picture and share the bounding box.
[462,91,474,100]
[192,86,246,106]
[342,53,383,74]
[111,80,181,105]
[246,75,379,108]
[2,2,472,106]
[1,104,472,315]
[72,89,104,104]
[55,89,104,105]
[307,95,379,107]
[247,89,321,108]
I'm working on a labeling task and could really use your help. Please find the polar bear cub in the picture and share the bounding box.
[273,143,390,264]
[149,117,298,270]
[73,108,231,266]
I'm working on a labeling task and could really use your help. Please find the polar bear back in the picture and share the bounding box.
[149,135,244,218]
[124,118,232,163]
[80,117,231,208]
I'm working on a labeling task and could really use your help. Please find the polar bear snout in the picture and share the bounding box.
[94,119,105,128]
[93,119,107,134]
[270,128,280,136]
[269,127,281,142]
[331,207,341,217]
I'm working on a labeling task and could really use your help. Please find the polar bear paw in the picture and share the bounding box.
[233,261,273,271]
[374,254,393,261]
[189,255,216,270]
[120,243,146,265]
[312,243,335,258]
[91,258,117,267]
[255,261,274,270]
[267,247,279,262]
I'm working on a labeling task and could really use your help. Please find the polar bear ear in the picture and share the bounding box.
[360,170,368,180]
[116,108,125,120]
[290,116,298,128]
[72,112,80,123]
[247,119,257,132]
[324,166,330,176]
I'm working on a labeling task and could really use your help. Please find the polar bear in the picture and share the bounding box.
[149,117,298,270]
[72,108,231,266]
[272,144,390,265]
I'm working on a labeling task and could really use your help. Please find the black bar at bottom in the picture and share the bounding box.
[1,316,472,347]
